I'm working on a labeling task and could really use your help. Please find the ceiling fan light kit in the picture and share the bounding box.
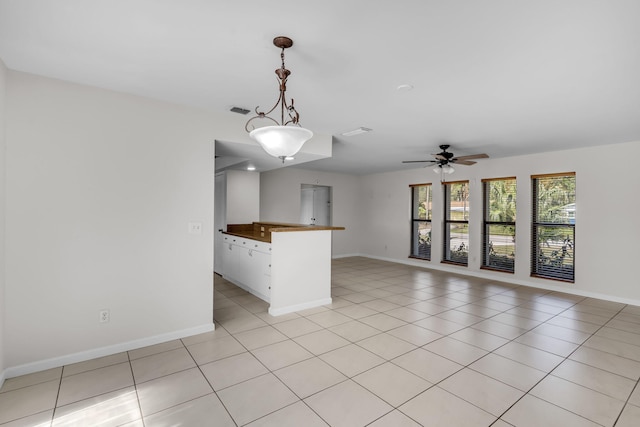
[434,164,455,174]
[245,36,313,162]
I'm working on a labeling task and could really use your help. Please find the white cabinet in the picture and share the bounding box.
[222,235,271,302]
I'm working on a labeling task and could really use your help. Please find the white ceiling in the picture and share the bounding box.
[1,0,639,175]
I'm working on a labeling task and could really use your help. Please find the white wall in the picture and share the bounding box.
[226,170,260,224]
[260,167,361,256]
[0,58,7,384]
[4,72,217,373]
[359,141,640,304]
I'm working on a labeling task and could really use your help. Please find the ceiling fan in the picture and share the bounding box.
[402,144,489,173]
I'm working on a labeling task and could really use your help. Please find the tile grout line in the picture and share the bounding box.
[126,349,146,427]
[612,379,640,426]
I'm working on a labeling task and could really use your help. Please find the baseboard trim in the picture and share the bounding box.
[269,298,333,317]
[4,323,215,380]
[332,253,361,259]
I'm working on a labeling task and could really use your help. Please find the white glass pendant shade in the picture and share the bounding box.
[433,166,441,174]
[249,125,313,158]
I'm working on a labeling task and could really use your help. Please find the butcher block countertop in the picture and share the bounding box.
[223,222,344,243]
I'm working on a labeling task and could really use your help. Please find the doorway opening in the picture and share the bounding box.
[300,184,332,226]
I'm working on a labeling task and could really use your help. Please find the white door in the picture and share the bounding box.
[312,186,331,226]
[300,187,315,225]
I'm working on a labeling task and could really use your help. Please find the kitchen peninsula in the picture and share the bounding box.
[221,222,345,316]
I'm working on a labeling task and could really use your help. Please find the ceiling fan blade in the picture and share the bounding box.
[451,159,476,166]
[453,153,489,161]
[402,160,436,164]
[433,154,447,161]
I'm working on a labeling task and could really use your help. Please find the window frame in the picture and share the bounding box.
[442,180,469,266]
[531,172,576,282]
[409,183,432,260]
[481,177,516,273]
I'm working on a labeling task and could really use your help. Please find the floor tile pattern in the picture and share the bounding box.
[2,257,640,426]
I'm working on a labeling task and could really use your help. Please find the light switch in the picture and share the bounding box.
[188,222,202,235]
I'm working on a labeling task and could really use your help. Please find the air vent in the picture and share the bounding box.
[230,107,250,115]
[341,127,372,137]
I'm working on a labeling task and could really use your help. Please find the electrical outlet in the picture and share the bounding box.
[99,309,110,323]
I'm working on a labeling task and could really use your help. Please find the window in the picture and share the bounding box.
[443,181,469,265]
[410,184,432,260]
[482,177,516,273]
[531,173,576,282]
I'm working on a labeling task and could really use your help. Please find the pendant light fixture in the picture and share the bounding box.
[245,36,313,162]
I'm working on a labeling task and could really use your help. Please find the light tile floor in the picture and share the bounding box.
[2,257,640,426]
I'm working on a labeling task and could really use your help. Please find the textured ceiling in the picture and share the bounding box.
[1,0,639,174]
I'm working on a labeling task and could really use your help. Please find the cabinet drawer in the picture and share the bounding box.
[223,235,270,252]
[224,235,242,245]
[223,235,271,257]
[249,240,271,254]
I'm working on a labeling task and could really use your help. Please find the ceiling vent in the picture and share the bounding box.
[230,106,250,115]
[341,127,372,137]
